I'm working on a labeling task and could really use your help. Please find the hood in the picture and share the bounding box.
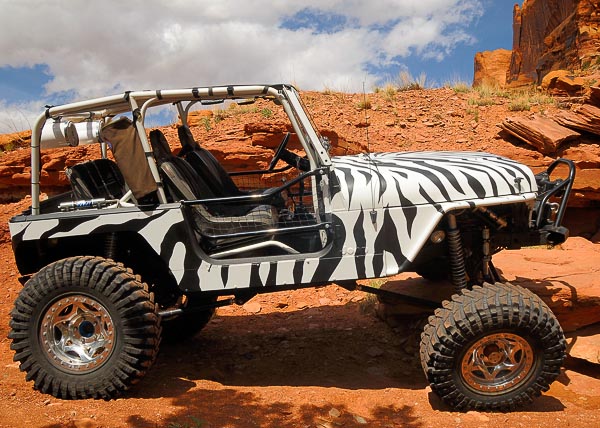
[330,151,537,211]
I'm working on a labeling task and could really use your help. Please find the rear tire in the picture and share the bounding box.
[9,256,161,399]
[419,282,565,411]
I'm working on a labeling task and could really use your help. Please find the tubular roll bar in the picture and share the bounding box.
[29,84,331,215]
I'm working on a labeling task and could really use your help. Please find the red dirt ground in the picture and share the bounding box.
[0,199,598,428]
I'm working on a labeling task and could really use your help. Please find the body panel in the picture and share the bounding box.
[331,151,537,212]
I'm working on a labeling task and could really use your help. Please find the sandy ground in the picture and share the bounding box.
[0,233,598,427]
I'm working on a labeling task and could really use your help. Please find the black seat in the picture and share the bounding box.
[178,125,244,197]
[149,129,277,241]
[65,158,126,200]
[177,126,286,211]
[150,129,214,201]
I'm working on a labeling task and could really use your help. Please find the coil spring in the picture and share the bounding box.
[104,233,118,260]
[447,222,468,292]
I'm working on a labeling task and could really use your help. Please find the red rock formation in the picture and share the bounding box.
[473,49,512,87]
[508,0,600,86]
[377,237,600,334]
[475,1,600,87]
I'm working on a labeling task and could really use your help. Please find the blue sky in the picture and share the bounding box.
[0,0,517,132]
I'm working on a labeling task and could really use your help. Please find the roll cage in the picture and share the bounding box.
[29,84,332,215]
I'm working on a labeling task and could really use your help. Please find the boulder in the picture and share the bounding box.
[566,322,600,364]
[541,70,586,96]
[493,237,600,332]
[377,238,600,333]
[589,86,600,106]
[555,104,600,135]
[500,115,580,154]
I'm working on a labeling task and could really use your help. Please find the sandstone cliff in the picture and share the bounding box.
[475,0,600,87]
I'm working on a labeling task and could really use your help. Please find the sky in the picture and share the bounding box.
[0,0,518,133]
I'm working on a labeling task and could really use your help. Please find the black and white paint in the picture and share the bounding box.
[10,150,538,292]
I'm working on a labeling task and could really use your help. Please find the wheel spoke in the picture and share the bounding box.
[505,339,524,365]
[466,349,497,381]
[52,320,71,341]
[40,294,115,373]
[460,332,534,394]
[63,342,95,363]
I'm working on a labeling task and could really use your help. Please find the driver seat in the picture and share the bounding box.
[178,125,244,197]
[149,129,277,241]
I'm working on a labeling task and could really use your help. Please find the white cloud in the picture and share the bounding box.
[0,99,45,133]
[0,0,482,132]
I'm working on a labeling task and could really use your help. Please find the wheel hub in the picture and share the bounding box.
[460,332,534,394]
[40,294,115,373]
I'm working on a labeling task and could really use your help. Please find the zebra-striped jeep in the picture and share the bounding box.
[8,84,575,410]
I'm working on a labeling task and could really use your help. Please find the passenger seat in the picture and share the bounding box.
[66,158,127,200]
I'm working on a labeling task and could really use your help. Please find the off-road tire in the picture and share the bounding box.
[419,282,566,411]
[161,296,216,343]
[9,256,161,399]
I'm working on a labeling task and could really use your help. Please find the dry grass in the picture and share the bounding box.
[358,278,387,315]
[508,98,532,111]
[397,71,427,91]
[356,97,372,110]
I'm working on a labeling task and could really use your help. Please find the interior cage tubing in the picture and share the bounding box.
[182,167,329,207]
[128,95,167,203]
[446,213,468,292]
[535,158,575,228]
[25,85,314,215]
[29,112,48,215]
[228,164,293,176]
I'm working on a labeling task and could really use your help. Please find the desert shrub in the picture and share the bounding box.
[397,71,427,91]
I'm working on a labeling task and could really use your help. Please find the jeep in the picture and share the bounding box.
[8,84,575,410]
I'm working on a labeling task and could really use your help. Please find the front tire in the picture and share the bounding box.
[9,256,161,399]
[419,282,566,411]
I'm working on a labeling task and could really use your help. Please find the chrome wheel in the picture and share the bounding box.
[460,332,535,394]
[40,294,115,373]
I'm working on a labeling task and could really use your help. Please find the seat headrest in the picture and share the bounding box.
[177,125,201,157]
[149,129,173,163]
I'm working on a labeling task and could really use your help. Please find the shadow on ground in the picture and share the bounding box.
[135,303,427,399]
[126,390,422,428]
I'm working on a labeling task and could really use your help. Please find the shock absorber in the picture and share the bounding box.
[446,213,468,292]
[104,232,118,260]
[482,226,491,280]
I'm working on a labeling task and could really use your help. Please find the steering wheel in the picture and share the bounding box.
[268,132,290,170]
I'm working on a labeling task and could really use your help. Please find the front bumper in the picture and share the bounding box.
[533,158,576,245]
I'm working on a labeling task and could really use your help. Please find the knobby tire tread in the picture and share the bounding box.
[419,282,566,411]
[9,256,161,399]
